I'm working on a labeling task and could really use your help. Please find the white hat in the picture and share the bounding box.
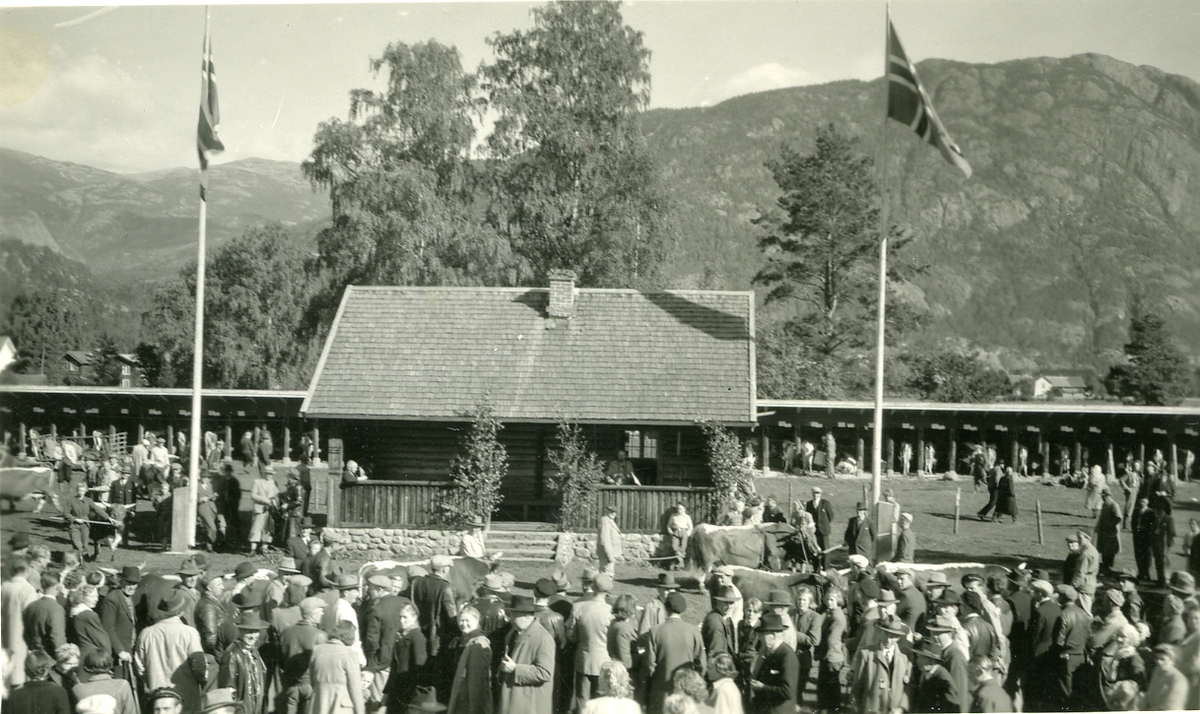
[848,554,869,568]
[77,694,118,714]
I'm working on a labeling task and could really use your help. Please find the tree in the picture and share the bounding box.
[141,224,322,390]
[4,287,102,384]
[87,333,125,387]
[753,124,926,398]
[547,420,606,529]
[302,39,518,322]
[437,400,508,528]
[481,0,675,287]
[1105,304,1190,405]
[699,421,756,520]
[896,351,1012,403]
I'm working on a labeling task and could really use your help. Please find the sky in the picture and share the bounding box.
[1,0,1198,174]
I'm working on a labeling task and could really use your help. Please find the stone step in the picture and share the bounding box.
[490,546,557,558]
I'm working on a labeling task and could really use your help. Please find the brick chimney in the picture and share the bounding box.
[547,270,577,319]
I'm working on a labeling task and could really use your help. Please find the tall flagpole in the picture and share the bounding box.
[870,2,892,506]
[180,8,214,551]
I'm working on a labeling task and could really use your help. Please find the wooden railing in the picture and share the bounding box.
[332,479,454,527]
[572,485,718,534]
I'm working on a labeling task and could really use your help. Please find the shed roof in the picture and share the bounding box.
[1042,375,1087,389]
[64,351,92,365]
[302,286,755,424]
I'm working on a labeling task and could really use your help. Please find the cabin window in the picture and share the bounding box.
[624,430,659,459]
[121,378,131,388]
[121,364,131,376]
[68,362,77,372]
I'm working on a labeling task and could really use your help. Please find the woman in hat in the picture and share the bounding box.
[67,584,110,660]
[219,611,269,714]
[310,620,365,714]
[447,607,493,714]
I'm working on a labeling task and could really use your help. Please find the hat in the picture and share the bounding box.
[551,570,570,591]
[233,562,257,580]
[430,555,453,570]
[235,611,270,630]
[757,612,787,632]
[198,688,241,714]
[666,591,688,614]
[1152,644,1178,659]
[1104,589,1126,607]
[766,589,792,607]
[508,595,537,614]
[1169,571,1196,596]
[367,574,393,590]
[76,694,118,714]
[895,568,914,580]
[848,554,869,569]
[335,574,360,591]
[178,560,204,577]
[961,573,984,587]
[482,573,507,593]
[913,642,945,662]
[299,597,327,615]
[656,573,679,590]
[856,502,868,511]
[534,579,557,598]
[582,567,598,583]
[1113,569,1138,583]
[1031,569,1052,583]
[278,557,300,574]
[1006,569,1029,584]
[713,565,735,577]
[468,516,485,528]
[147,688,183,704]
[158,591,188,618]
[713,586,738,602]
[232,590,264,610]
[405,687,448,713]
[877,590,898,604]
[934,591,960,608]
[900,512,914,522]
[605,503,617,514]
[925,572,949,587]
[390,575,407,590]
[811,486,822,494]
[1056,584,1079,601]
[407,565,429,579]
[118,565,142,584]
[593,574,613,593]
[289,574,313,589]
[1031,580,1054,597]
[877,615,908,637]
[299,516,315,529]
[8,532,29,549]
[859,579,881,601]
[926,617,956,634]
[1065,534,1080,544]
[187,652,218,687]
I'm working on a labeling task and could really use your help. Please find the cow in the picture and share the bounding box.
[689,522,799,572]
[358,556,496,604]
[0,452,58,512]
[731,566,848,608]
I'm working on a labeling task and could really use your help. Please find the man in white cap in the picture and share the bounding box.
[597,504,622,577]
[77,693,119,714]
[1024,574,1061,713]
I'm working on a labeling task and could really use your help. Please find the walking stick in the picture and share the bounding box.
[123,658,141,712]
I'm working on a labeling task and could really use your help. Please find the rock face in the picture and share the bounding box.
[641,53,1200,365]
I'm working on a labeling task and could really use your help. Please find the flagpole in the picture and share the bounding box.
[870,1,892,506]
[179,8,212,552]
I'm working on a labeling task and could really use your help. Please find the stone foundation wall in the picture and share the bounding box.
[567,532,663,562]
[324,527,462,563]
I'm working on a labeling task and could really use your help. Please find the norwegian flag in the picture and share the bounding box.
[196,17,225,175]
[887,20,971,179]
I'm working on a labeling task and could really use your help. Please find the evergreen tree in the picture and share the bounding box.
[1105,305,1190,405]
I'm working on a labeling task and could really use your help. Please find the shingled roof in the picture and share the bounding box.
[302,285,755,424]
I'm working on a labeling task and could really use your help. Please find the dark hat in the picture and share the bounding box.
[1169,572,1196,597]
[765,589,792,607]
[158,591,188,618]
[232,590,264,610]
[8,532,29,550]
[277,557,300,574]
[935,591,960,608]
[961,573,984,587]
[1113,569,1139,583]
[335,574,360,591]
[508,595,537,614]
[605,503,617,514]
[713,586,738,602]
[1006,569,1029,584]
[233,562,257,580]
[178,559,204,577]
[913,642,945,662]
[535,578,557,598]
[235,611,270,630]
[148,688,183,704]
[926,617,957,634]
[856,502,868,511]
[118,566,142,583]
[187,652,218,687]
[877,589,898,604]
[1031,569,1052,583]
[877,615,908,637]
[666,591,688,614]
[859,579,881,601]
[757,612,787,632]
[198,688,241,714]
[300,516,315,529]
[406,687,448,713]
[656,572,679,590]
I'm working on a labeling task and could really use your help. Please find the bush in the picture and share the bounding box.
[435,399,507,528]
[699,421,757,520]
[547,420,605,530]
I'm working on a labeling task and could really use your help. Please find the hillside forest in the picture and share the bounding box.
[0,1,1196,404]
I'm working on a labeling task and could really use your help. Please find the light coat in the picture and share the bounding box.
[498,621,556,714]
[568,597,613,676]
[309,640,365,714]
[848,643,911,714]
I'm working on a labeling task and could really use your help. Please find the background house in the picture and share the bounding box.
[1034,375,1089,400]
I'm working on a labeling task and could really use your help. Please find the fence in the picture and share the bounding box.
[570,485,718,534]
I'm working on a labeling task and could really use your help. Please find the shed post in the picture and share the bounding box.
[1107,444,1115,479]
[917,428,926,474]
[1171,439,1179,481]
[1036,432,1044,473]
[224,425,232,458]
[1139,443,1146,471]
[137,423,144,444]
[761,430,770,474]
[50,423,57,439]
[1010,436,1019,473]
[283,425,292,465]
[312,422,322,466]
[857,435,865,477]
[886,438,895,476]
[1073,440,1082,475]
[825,428,835,479]
[948,428,958,474]
[166,425,175,456]
[18,422,27,458]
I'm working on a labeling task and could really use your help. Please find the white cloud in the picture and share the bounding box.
[718,62,818,100]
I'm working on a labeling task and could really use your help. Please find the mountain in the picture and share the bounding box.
[0,150,329,280]
[641,53,1200,369]
[2,53,1198,374]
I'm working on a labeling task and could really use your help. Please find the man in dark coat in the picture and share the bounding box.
[978,465,1002,520]
[363,574,408,707]
[646,592,705,714]
[96,566,139,674]
[894,568,926,634]
[1095,489,1124,574]
[412,556,459,658]
[996,467,1018,523]
[195,576,235,656]
[1052,584,1090,708]
[279,596,328,714]
[843,502,875,562]
[300,537,334,594]
[385,602,428,713]
[23,570,67,656]
[1130,497,1154,581]
[701,586,737,662]
[1024,578,1062,713]
[749,612,799,714]
[912,643,962,714]
[806,488,835,568]
[1002,570,1033,700]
